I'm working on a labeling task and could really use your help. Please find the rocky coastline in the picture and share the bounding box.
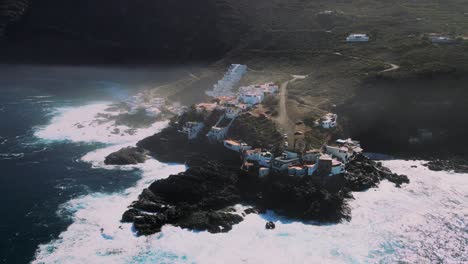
[113,120,409,235]
[104,147,148,165]
[423,158,468,174]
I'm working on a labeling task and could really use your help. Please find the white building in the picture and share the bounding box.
[243,148,273,167]
[325,138,363,162]
[223,140,252,152]
[272,151,301,172]
[331,159,346,175]
[237,83,279,106]
[238,93,264,105]
[346,34,370,42]
[325,145,350,163]
[206,64,247,98]
[207,116,235,142]
[427,34,454,44]
[318,113,338,129]
[181,122,205,140]
[225,107,242,119]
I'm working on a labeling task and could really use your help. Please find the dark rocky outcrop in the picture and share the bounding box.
[345,154,409,190]
[423,158,468,174]
[104,147,147,165]
[121,160,244,235]
[265,221,275,230]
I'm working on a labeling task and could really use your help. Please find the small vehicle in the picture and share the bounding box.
[284,141,289,147]
[283,134,288,138]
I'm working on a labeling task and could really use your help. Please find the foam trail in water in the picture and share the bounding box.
[32,103,468,263]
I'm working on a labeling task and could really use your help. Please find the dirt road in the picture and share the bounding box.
[275,75,307,144]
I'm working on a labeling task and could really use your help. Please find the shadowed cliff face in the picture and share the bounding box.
[0,0,247,63]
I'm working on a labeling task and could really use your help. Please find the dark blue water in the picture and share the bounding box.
[0,65,181,264]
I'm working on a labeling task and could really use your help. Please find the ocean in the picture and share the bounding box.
[0,65,466,264]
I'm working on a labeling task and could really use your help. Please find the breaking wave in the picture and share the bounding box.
[32,102,468,263]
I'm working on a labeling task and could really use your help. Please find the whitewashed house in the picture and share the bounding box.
[346,34,370,42]
[318,113,338,129]
[238,93,264,105]
[272,151,301,172]
[181,122,205,140]
[206,64,247,98]
[324,145,350,163]
[225,107,242,119]
[427,34,454,44]
[243,148,273,167]
[331,159,346,175]
[325,138,362,162]
[207,115,235,142]
[223,140,252,152]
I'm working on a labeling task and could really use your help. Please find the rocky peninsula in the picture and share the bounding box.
[107,110,409,235]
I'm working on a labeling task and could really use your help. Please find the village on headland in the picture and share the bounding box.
[109,63,410,235]
[105,63,383,179]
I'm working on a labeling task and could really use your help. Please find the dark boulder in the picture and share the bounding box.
[104,147,147,165]
[265,221,276,230]
[385,173,410,187]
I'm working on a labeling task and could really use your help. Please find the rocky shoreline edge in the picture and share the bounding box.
[105,124,409,235]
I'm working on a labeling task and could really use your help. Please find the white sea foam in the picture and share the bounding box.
[32,103,468,263]
[34,102,168,144]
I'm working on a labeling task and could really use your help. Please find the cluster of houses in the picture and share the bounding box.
[205,64,247,98]
[184,81,278,142]
[181,64,280,144]
[223,138,362,178]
